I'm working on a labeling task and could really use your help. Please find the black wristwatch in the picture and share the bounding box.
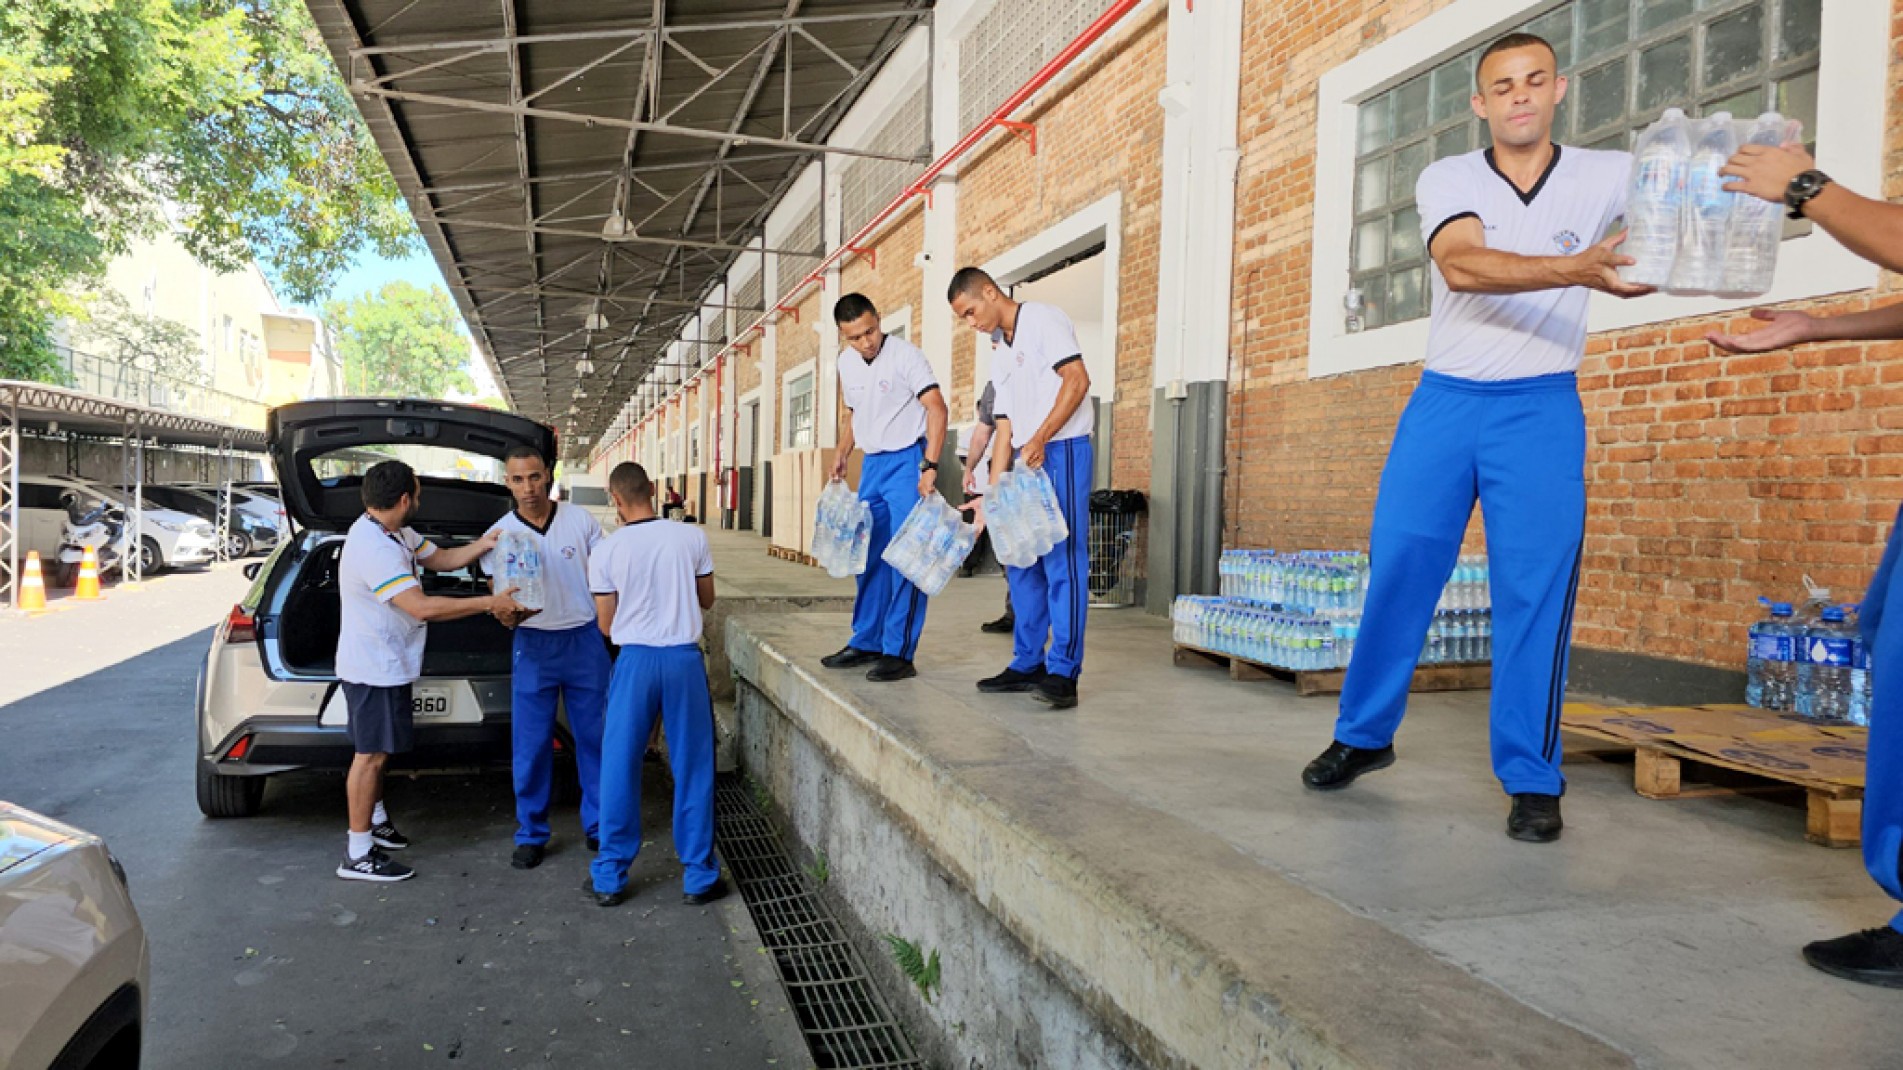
[918,460,938,474]
[1785,169,1832,220]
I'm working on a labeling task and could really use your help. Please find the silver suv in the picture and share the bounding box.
[195,399,577,817]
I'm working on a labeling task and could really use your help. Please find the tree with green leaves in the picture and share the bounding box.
[326,282,475,400]
[68,289,209,384]
[0,0,417,382]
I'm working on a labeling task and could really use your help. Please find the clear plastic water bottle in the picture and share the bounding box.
[1746,595,1788,708]
[499,530,545,610]
[1850,621,1872,728]
[1801,606,1856,721]
[1719,113,1802,297]
[1622,109,1690,287]
[1758,602,1798,711]
[1667,112,1739,296]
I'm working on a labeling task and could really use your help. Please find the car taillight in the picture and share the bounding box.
[225,735,252,761]
[225,604,257,643]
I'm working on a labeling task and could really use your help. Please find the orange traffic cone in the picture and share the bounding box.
[75,546,102,601]
[19,551,46,611]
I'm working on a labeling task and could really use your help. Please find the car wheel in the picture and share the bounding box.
[223,530,252,559]
[196,758,266,818]
[139,537,163,576]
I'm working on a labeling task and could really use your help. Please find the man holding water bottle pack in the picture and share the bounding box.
[820,293,950,683]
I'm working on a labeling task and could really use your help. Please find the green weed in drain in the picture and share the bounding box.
[880,934,941,1003]
[804,848,830,885]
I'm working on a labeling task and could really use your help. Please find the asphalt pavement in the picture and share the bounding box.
[0,574,807,1069]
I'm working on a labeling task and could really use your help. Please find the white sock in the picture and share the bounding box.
[348,829,374,860]
[371,801,388,826]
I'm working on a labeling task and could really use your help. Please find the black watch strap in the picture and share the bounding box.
[919,460,939,471]
[1786,169,1832,220]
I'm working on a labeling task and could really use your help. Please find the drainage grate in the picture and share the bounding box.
[715,775,923,1070]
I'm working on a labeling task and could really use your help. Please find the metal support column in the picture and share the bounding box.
[122,416,144,584]
[1,386,17,610]
[216,433,234,562]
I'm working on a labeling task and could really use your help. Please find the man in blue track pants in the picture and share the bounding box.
[585,462,726,908]
[1300,32,1653,842]
[1711,138,1903,985]
[820,293,950,682]
[949,267,1094,710]
[482,446,609,871]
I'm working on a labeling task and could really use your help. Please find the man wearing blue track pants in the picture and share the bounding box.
[481,446,609,872]
[1300,32,1654,842]
[584,462,726,908]
[820,293,950,683]
[949,267,1093,710]
[1711,136,1903,985]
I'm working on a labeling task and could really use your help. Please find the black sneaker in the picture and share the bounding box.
[977,665,1044,693]
[867,657,917,682]
[683,878,731,906]
[582,875,628,907]
[370,821,409,850]
[1803,927,1903,987]
[337,849,414,883]
[1506,793,1564,843]
[511,844,545,870]
[1300,741,1396,790]
[980,614,1015,634]
[821,646,881,669]
[586,835,601,852]
[1032,675,1078,709]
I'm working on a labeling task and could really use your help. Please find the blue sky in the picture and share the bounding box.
[322,246,450,305]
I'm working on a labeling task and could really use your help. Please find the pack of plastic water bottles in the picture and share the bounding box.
[880,494,975,596]
[497,530,545,610]
[1745,579,1870,726]
[811,479,872,579]
[985,467,1069,568]
[1620,108,1804,297]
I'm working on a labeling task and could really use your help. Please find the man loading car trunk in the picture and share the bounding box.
[335,460,528,883]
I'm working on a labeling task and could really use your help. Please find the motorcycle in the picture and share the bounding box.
[57,492,127,588]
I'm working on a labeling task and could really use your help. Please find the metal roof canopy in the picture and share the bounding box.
[0,381,268,452]
[306,0,932,458]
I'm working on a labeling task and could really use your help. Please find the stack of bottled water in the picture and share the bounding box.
[881,494,976,597]
[812,479,872,579]
[985,467,1068,568]
[497,530,546,611]
[1621,109,1804,297]
[1746,593,1872,727]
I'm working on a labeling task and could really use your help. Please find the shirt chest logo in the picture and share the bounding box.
[562,545,578,560]
[877,378,892,394]
[1553,229,1582,254]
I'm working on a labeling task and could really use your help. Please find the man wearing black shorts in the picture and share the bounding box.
[334,461,526,882]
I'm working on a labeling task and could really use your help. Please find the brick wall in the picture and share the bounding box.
[953,4,1167,490]
[1230,0,1903,671]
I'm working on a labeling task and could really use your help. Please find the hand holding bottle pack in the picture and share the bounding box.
[985,467,1068,569]
[812,479,872,579]
[880,493,975,597]
[1619,109,1803,297]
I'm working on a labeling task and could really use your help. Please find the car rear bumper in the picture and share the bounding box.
[208,717,516,775]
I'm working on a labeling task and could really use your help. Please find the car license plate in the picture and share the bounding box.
[412,686,452,719]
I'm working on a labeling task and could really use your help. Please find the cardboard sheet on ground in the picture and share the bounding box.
[1562,702,1866,789]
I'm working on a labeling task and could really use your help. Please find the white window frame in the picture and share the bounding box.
[881,305,914,342]
[981,192,1121,403]
[782,360,818,451]
[1306,0,1886,380]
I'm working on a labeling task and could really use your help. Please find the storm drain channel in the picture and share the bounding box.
[714,775,923,1070]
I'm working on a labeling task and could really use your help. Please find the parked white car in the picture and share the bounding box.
[15,474,218,574]
[0,803,148,1070]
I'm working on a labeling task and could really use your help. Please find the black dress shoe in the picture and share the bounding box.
[586,835,600,852]
[1300,741,1397,790]
[582,875,628,907]
[1032,674,1077,709]
[511,843,545,870]
[867,657,917,682]
[683,878,731,906]
[1506,793,1564,843]
[821,646,881,669]
[980,614,1015,634]
[1804,927,1903,987]
[977,665,1044,693]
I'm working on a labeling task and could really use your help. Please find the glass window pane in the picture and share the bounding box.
[1637,36,1693,116]
[1356,218,1388,272]
[1704,5,1765,91]
[1388,266,1426,323]
[1524,8,1575,70]
[1393,76,1431,136]
[1778,0,1822,61]
[1578,0,1631,61]
[1708,86,1763,118]
[1431,54,1475,122]
[1777,70,1819,137]
[1357,156,1390,213]
[1390,206,1423,263]
[1577,58,1629,134]
[1638,0,1697,34]
[1587,132,1628,152]
[1434,124,1471,160]
[1390,141,1430,203]
[1358,95,1391,154]
[1359,278,1386,331]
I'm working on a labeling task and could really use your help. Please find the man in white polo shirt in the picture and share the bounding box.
[335,460,524,883]
[820,293,949,683]
[585,461,726,908]
[1300,32,1652,844]
[481,446,609,871]
[949,267,1093,710]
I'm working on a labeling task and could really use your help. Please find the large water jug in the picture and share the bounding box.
[498,530,545,611]
[1718,114,1802,297]
[1800,606,1856,721]
[1746,595,1787,709]
[1759,602,1799,711]
[1667,113,1739,295]
[1621,109,1690,287]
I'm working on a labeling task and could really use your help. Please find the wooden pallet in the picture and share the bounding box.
[1563,711,1864,848]
[1171,643,1491,697]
